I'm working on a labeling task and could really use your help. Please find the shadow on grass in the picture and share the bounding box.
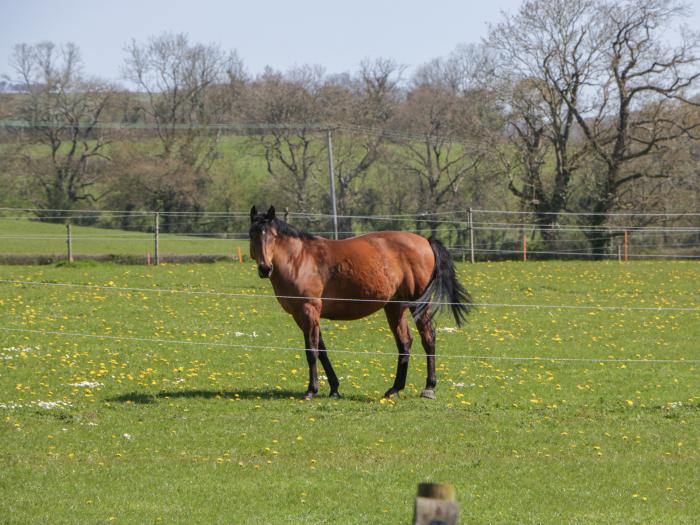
[107,389,373,404]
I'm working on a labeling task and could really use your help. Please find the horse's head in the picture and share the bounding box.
[249,205,278,278]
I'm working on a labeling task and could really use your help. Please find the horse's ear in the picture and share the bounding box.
[266,206,276,220]
[250,206,257,221]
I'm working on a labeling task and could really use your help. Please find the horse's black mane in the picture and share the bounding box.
[250,205,318,240]
[251,213,317,240]
[273,218,317,240]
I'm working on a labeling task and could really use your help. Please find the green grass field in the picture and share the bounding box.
[1,260,698,524]
[0,218,247,258]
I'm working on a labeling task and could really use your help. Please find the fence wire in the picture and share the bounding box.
[1,206,699,261]
[1,326,698,366]
[1,270,698,366]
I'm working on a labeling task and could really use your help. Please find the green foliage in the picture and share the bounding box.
[0,260,698,523]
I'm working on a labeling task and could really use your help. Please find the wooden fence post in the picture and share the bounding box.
[523,233,528,262]
[66,223,73,263]
[413,483,459,525]
[468,207,475,264]
[154,212,160,266]
[623,230,629,262]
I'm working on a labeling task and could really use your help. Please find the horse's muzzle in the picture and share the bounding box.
[257,263,273,278]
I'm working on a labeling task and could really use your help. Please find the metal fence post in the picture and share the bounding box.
[326,129,338,240]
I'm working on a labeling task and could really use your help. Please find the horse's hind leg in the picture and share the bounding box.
[414,310,437,399]
[383,304,413,399]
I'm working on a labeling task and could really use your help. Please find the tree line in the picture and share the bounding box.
[1,0,698,257]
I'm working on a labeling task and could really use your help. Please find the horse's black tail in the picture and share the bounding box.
[412,237,473,327]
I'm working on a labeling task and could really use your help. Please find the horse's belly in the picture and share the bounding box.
[320,299,385,321]
[318,272,395,320]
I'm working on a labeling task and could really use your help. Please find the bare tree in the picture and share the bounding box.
[122,32,242,231]
[487,0,606,249]
[242,66,328,215]
[414,44,495,96]
[487,0,700,256]
[5,42,113,219]
[389,50,495,237]
[560,0,700,255]
[327,59,405,232]
[390,86,483,236]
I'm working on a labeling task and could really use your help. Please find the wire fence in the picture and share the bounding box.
[2,326,698,365]
[1,206,699,262]
[1,277,698,366]
[2,278,699,312]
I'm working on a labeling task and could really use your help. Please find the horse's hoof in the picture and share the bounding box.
[383,388,400,399]
[329,391,341,399]
[302,392,316,400]
[420,389,436,400]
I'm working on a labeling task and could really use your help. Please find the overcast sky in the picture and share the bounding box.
[1,0,528,83]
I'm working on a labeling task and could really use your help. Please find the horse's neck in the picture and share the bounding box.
[271,236,312,281]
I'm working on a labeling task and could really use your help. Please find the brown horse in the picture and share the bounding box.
[249,206,472,399]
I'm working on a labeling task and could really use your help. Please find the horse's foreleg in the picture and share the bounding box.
[415,311,437,399]
[383,304,413,399]
[303,343,319,399]
[298,302,323,399]
[318,333,340,398]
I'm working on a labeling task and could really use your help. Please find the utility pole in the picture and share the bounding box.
[326,129,339,240]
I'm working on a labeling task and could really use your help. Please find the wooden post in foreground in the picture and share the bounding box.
[66,223,73,263]
[413,483,458,525]
[623,230,629,262]
[236,246,244,263]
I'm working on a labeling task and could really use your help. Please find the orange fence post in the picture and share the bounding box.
[624,230,629,262]
[523,234,528,262]
[236,246,244,263]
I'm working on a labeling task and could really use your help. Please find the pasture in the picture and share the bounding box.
[0,259,698,524]
[0,218,247,260]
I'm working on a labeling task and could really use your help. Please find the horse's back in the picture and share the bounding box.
[314,231,435,319]
[328,231,432,273]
